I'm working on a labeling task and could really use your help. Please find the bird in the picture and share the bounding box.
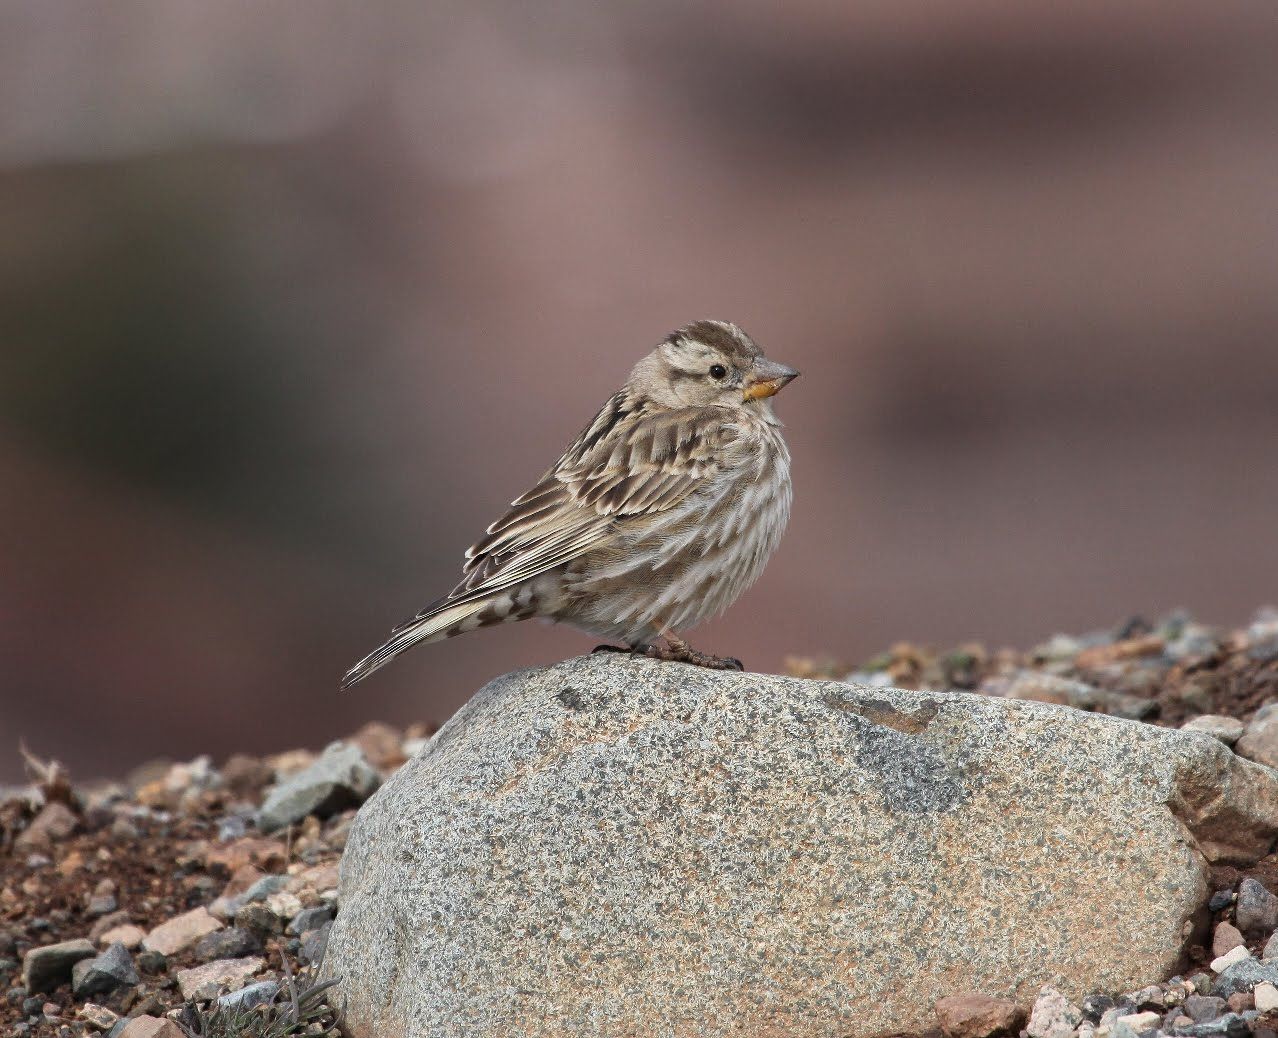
[342,319,798,689]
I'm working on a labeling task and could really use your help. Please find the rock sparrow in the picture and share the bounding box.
[343,319,797,687]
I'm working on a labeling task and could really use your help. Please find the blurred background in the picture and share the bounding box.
[2,1,1277,782]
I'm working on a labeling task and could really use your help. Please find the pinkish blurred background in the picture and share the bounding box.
[3,2,1277,782]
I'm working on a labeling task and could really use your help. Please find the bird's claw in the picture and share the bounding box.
[645,642,745,671]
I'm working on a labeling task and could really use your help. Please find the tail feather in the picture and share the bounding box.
[341,598,489,690]
[341,588,540,689]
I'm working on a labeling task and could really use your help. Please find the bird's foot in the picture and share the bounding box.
[646,640,744,671]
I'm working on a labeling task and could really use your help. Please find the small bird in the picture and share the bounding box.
[342,320,798,688]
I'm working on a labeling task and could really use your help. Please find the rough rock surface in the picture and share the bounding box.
[327,655,1278,1038]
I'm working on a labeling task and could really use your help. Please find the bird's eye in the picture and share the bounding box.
[709,364,727,379]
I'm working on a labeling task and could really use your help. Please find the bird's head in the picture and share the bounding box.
[629,319,799,412]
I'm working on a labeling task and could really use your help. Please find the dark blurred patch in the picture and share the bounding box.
[643,21,1226,158]
[0,144,410,560]
[863,315,1278,448]
[0,160,292,509]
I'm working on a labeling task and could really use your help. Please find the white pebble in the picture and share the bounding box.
[1255,981,1278,1013]
[1027,985,1083,1038]
[265,891,303,920]
[1210,944,1253,972]
[1112,1011,1161,1038]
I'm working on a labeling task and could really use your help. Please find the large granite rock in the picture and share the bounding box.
[326,654,1278,1038]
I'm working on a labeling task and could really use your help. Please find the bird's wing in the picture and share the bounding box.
[344,399,739,688]
[412,398,737,619]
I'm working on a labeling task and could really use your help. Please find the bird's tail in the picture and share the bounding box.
[341,591,533,690]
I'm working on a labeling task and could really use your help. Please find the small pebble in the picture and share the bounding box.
[234,902,280,938]
[1111,1010,1160,1038]
[1211,945,1253,973]
[1255,981,1278,1013]
[95,925,145,951]
[193,928,262,963]
[256,741,380,832]
[1226,991,1254,1012]
[77,1001,118,1029]
[265,891,303,921]
[71,943,139,997]
[1181,715,1247,745]
[1081,993,1115,1022]
[1185,994,1228,1023]
[141,907,222,957]
[21,938,96,994]
[1174,1013,1252,1038]
[117,1016,185,1038]
[1238,878,1278,938]
[109,817,139,841]
[15,802,79,852]
[286,905,334,936]
[299,921,331,964]
[1026,985,1082,1038]
[217,814,250,843]
[216,980,278,1012]
[1214,921,1247,958]
[240,874,288,905]
[86,879,118,918]
[1237,703,1278,771]
[1264,931,1278,961]
[88,910,130,943]
[174,955,265,1001]
[1125,985,1164,1010]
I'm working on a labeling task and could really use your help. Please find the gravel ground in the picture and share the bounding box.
[0,720,430,1036]
[4,607,1278,1037]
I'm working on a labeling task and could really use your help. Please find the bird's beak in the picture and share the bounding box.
[742,359,800,401]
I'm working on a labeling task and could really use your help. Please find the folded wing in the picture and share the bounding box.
[342,398,736,688]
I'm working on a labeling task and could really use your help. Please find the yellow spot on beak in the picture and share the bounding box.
[743,380,782,401]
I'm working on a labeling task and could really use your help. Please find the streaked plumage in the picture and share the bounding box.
[342,319,798,688]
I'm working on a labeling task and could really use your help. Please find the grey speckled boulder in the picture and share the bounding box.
[326,654,1278,1038]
